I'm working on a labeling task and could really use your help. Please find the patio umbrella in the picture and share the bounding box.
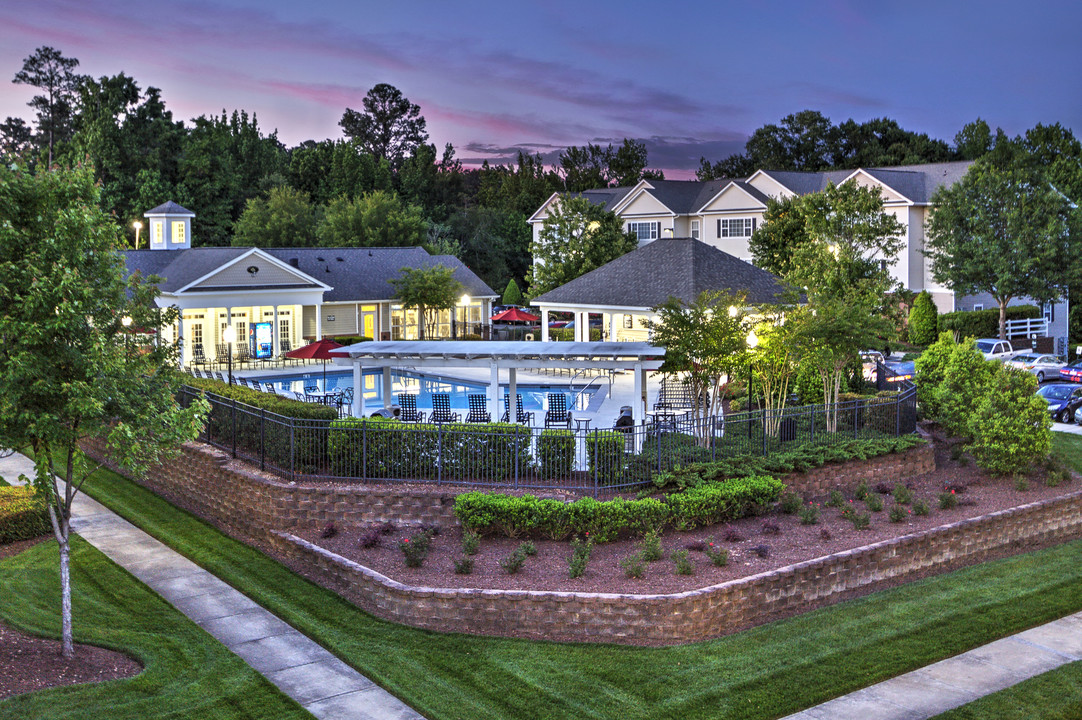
[491,307,540,323]
[285,338,345,389]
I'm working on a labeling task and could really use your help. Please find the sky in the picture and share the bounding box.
[1,0,1080,178]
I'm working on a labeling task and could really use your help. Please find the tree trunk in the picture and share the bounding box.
[998,300,1008,340]
[48,505,74,658]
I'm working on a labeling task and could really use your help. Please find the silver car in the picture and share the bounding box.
[1006,353,1065,383]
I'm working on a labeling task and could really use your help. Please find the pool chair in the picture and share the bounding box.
[501,394,535,425]
[544,393,572,428]
[234,343,251,366]
[429,393,461,423]
[398,394,426,423]
[190,344,209,368]
[464,394,490,423]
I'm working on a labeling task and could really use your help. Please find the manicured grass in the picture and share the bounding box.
[63,459,1082,720]
[0,537,310,720]
[1052,433,1082,474]
[933,662,1082,719]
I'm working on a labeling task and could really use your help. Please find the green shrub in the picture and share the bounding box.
[855,481,869,501]
[502,279,523,306]
[913,499,930,516]
[538,429,574,480]
[938,304,1040,340]
[0,487,51,544]
[779,491,802,514]
[827,489,845,507]
[640,528,663,561]
[865,494,883,512]
[665,476,784,531]
[454,557,474,574]
[889,505,909,523]
[672,549,694,575]
[939,491,959,509]
[703,540,728,567]
[499,547,528,574]
[893,483,913,504]
[967,366,1051,476]
[398,530,432,567]
[585,430,627,485]
[914,332,956,420]
[568,535,592,578]
[937,338,996,437]
[620,553,645,578]
[799,503,820,525]
[461,529,480,556]
[908,290,939,346]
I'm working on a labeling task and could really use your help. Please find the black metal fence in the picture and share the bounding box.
[179,383,917,495]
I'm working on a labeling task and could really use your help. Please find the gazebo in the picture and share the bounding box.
[331,340,665,422]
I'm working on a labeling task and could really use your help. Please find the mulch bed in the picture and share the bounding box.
[0,536,143,700]
[299,435,1081,595]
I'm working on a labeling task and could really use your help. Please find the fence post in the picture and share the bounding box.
[437,424,443,486]
[362,419,367,482]
[260,407,265,471]
[514,426,520,490]
[289,419,295,482]
[592,428,599,498]
[231,398,237,459]
[761,408,767,456]
[895,393,901,437]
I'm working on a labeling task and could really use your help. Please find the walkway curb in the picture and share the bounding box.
[0,452,424,720]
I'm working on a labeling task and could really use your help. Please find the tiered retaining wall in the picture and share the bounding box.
[79,436,1082,646]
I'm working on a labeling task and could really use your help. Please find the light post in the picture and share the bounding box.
[133,221,143,249]
[222,325,235,385]
[121,315,132,364]
[460,293,471,338]
[746,329,758,439]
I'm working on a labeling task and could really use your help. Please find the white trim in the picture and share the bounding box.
[610,180,660,215]
[526,191,563,224]
[841,169,916,205]
[174,248,333,294]
[694,181,768,214]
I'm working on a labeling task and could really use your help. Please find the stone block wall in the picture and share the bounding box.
[783,444,936,496]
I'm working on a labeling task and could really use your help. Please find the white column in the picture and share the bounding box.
[607,312,615,341]
[353,363,364,417]
[634,361,646,423]
[382,367,393,410]
[315,303,323,341]
[508,367,518,422]
[176,315,185,369]
[273,305,280,357]
[489,361,500,420]
[576,312,585,342]
[541,309,550,342]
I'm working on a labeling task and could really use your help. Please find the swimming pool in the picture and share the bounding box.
[258,369,599,412]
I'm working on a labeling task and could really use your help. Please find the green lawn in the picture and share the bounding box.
[0,537,310,720]
[932,661,1082,719]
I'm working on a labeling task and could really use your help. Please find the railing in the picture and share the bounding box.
[1005,317,1050,338]
[178,384,918,496]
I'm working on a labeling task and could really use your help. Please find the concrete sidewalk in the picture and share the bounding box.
[0,451,423,720]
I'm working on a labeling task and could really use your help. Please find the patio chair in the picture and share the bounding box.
[262,381,278,394]
[214,343,230,369]
[191,344,209,368]
[501,394,535,425]
[398,394,426,423]
[234,344,251,366]
[277,339,298,367]
[544,393,572,428]
[464,393,490,423]
[429,393,461,423]
[214,371,227,383]
[237,377,251,388]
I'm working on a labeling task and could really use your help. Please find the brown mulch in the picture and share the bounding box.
[299,435,1082,595]
[0,537,143,700]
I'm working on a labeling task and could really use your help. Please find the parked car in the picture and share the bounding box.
[548,320,570,329]
[860,350,885,380]
[1036,383,1082,422]
[975,338,1023,362]
[1060,361,1082,383]
[1005,353,1065,382]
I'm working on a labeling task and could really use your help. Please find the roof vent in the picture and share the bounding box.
[316,256,324,262]
[288,258,299,268]
[336,257,344,262]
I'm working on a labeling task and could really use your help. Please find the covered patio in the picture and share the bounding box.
[331,340,665,423]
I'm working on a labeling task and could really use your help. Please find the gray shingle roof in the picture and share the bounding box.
[531,238,791,308]
[123,247,497,301]
[144,201,195,216]
[762,161,973,204]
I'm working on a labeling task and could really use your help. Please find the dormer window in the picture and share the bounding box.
[171,221,186,244]
[152,221,164,245]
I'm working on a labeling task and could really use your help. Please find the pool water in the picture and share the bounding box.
[259,369,597,412]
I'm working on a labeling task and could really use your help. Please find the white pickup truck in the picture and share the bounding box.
[975,338,1024,361]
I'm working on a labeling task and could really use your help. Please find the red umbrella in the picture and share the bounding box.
[491,307,540,323]
[285,338,345,389]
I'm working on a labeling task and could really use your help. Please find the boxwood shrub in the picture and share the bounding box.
[585,430,627,485]
[454,475,783,542]
[538,429,574,479]
[938,304,1039,339]
[0,487,51,544]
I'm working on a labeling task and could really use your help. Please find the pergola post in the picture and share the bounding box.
[508,367,518,422]
[541,309,550,341]
[382,367,393,411]
[353,364,364,417]
[634,361,646,422]
[489,361,500,420]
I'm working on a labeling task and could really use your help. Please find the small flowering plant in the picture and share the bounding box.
[398,529,433,567]
[703,537,729,567]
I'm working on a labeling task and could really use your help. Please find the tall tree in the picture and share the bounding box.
[744,110,837,171]
[339,83,428,170]
[925,162,1082,338]
[449,206,532,293]
[476,151,564,215]
[316,190,427,248]
[390,265,461,340]
[0,163,208,657]
[748,194,813,277]
[232,186,319,247]
[526,195,637,298]
[954,118,994,160]
[696,153,754,181]
[558,139,662,191]
[0,116,32,158]
[12,46,85,165]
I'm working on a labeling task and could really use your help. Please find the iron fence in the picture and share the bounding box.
[179,383,917,495]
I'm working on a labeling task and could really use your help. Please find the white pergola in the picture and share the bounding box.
[331,340,665,421]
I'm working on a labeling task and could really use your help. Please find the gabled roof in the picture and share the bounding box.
[144,201,195,217]
[123,246,497,301]
[531,238,791,309]
[758,161,973,204]
[695,180,771,212]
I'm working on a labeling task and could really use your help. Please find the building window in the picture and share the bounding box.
[190,323,203,348]
[1043,302,1055,323]
[171,221,186,244]
[691,220,700,240]
[627,222,659,241]
[152,221,164,245]
[279,319,290,346]
[973,304,984,312]
[717,218,756,238]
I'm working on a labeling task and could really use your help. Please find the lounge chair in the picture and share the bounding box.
[464,394,490,423]
[430,393,460,423]
[234,343,251,366]
[215,343,230,369]
[544,393,572,428]
[191,344,209,368]
[398,394,426,423]
[501,394,535,425]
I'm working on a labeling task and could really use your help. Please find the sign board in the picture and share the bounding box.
[252,322,273,359]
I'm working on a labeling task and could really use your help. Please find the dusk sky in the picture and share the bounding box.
[2,0,1080,177]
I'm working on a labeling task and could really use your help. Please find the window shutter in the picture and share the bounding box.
[752,218,757,233]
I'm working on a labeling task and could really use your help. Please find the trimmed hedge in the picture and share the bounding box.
[454,475,783,542]
[538,429,574,479]
[585,430,627,485]
[182,377,337,420]
[329,418,532,481]
[938,304,1039,339]
[652,435,928,491]
[0,487,51,544]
